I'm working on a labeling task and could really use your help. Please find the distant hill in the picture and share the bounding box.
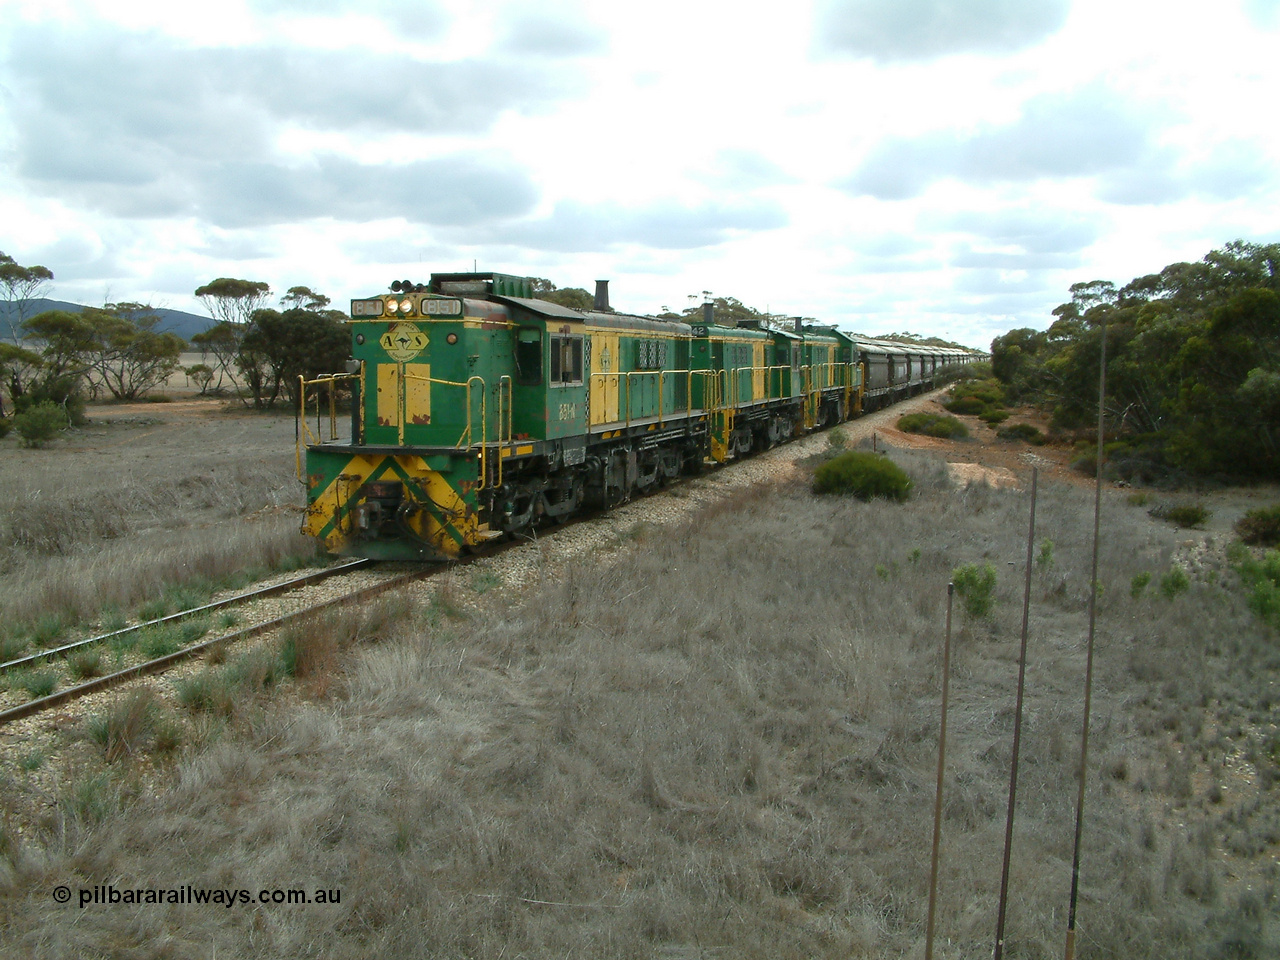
[0,299,213,342]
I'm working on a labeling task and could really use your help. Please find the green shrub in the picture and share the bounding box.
[1234,550,1280,628]
[0,417,11,439]
[1150,503,1210,529]
[812,451,912,501]
[952,562,997,618]
[1127,491,1151,507]
[1159,566,1191,599]
[1250,577,1280,627]
[949,378,1006,407]
[897,412,969,439]
[13,401,69,448]
[1071,453,1097,475]
[943,396,988,416]
[997,423,1046,445]
[979,409,1011,424]
[1130,571,1152,599]
[1235,505,1280,547]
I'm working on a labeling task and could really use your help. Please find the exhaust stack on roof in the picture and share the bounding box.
[594,280,610,312]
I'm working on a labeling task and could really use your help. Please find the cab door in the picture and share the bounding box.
[375,362,431,445]
[589,330,620,426]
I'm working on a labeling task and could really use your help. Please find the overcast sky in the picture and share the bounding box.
[2,0,1278,348]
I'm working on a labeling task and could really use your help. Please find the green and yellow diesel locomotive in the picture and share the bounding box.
[297,271,961,561]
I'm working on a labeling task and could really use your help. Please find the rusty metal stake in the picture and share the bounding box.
[1065,321,1107,960]
[925,582,955,960]
[994,466,1037,960]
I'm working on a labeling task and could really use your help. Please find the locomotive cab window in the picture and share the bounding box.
[550,335,583,385]
[515,328,542,385]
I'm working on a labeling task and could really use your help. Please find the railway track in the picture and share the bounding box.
[0,560,432,727]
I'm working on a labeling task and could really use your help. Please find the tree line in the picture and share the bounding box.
[190,279,348,410]
[992,240,1280,479]
[0,254,349,420]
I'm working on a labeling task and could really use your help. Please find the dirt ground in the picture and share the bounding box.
[0,396,298,505]
[872,397,1280,541]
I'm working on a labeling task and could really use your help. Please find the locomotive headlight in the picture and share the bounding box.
[398,299,414,314]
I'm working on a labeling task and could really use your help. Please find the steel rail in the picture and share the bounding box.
[0,566,432,727]
[0,558,373,675]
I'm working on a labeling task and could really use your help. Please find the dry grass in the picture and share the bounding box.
[0,518,316,637]
[1,449,1277,958]
[0,416,313,641]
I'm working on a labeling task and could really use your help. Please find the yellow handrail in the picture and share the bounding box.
[296,369,360,481]
[726,364,790,405]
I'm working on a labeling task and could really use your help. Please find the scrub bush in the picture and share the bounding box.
[812,451,912,501]
[13,401,68,448]
[952,562,998,618]
[1150,503,1210,529]
[1235,505,1280,547]
[1233,549,1280,628]
[943,395,988,416]
[997,423,1046,445]
[1160,566,1191,599]
[945,378,1007,418]
[896,412,969,439]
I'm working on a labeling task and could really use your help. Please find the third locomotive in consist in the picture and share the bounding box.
[298,272,975,561]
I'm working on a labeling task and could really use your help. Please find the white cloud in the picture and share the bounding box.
[462,199,789,252]
[842,84,1159,199]
[816,0,1070,61]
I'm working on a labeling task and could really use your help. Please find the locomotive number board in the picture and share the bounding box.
[422,299,462,315]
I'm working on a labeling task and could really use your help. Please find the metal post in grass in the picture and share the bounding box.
[925,581,955,960]
[994,466,1037,960]
[1064,320,1107,960]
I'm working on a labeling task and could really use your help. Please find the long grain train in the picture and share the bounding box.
[297,272,978,561]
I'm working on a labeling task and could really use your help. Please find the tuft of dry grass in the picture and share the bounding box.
[86,690,159,762]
